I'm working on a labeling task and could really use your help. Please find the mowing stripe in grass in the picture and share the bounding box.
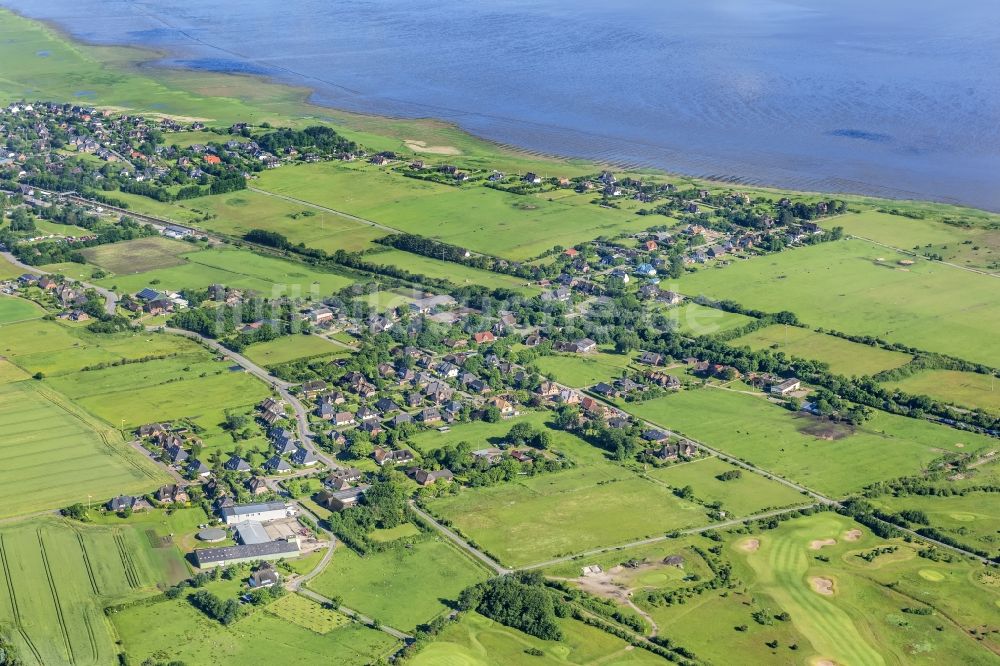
[37,530,75,664]
[762,531,885,666]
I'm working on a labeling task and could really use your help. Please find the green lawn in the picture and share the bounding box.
[94,247,355,297]
[872,493,1000,559]
[885,369,1000,414]
[412,611,670,666]
[242,334,347,366]
[732,325,912,376]
[646,457,808,517]
[0,295,45,324]
[307,536,488,631]
[626,388,995,497]
[678,240,1000,366]
[0,517,186,666]
[533,350,634,388]
[728,512,999,666]
[0,381,166,518]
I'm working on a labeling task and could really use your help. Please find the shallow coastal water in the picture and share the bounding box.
[5,0,999,209]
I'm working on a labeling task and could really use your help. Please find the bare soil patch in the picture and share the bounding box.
[404,139,460,155]
[797,417,855,440]
[739,538,760,552]
[843,529,863,542]
[809,538,837,550]
[809,576,835,596]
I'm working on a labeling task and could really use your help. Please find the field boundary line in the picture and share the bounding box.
[0,535,43,664]
[37,530,75,664]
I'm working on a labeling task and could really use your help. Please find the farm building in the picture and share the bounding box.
[193,540,300,568]
[219,501,293,525]
[770,378,802,396]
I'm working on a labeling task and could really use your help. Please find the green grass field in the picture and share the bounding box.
[80,236,192,274]
[428,464,707,568]
[872,493,1000,559]
[834,210,1000,272]
[885,369,1000,414]
[668,302,755,337]
[732,325,912,376]
[365,248,540,293]
[0,381,166,518]
[0,517,186,666]
[411,611,669,666]
[645,457,808,517]
[255,162,656,260]
[730,512,999,665]
[93,247,355,297]
[626,388,995,497]
[112,189,388,253]
[0,296,45,325]
[678,240,1000,366]
[45,353,271,430]
[533,350,634,388]
[242,334,347,366]
[308,536,488,631]
[113,587,398,665]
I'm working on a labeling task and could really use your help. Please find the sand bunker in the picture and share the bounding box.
[809,577,835,596]
[404,139,460,155]
[843,529,863,542]
[811,660,840,666]
[809,538,837,550]
[739,538,760,552]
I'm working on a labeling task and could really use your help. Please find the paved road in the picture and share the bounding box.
[2,250,118,315]
[409,502,510,574]
[127,438,184,483]
[150,326,339,470]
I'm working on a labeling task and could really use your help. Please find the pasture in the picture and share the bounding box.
[668,302,754,337]
[365,248,540,293]
[80,236,191,274]
[626,388,996,497]
[0,319,204,377]
[731,324,912,376]
[255,162,656,260]
[646,456,808,517]
[113,588,398,665]
[111,189,387,253]
[678,239,1000,366]
[533,349,634,388]
[427,464,707,568]
[307,536,488,631]
[0,517,185,666]
[411,611,669,666]
[0,296,44,324]
[242,334,347,366]
[0,381,166,518]
[94,247,355,297]
[885,369,1000,414]
[46,353,271,430]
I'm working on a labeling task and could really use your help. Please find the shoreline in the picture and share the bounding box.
[1,6,996,214]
